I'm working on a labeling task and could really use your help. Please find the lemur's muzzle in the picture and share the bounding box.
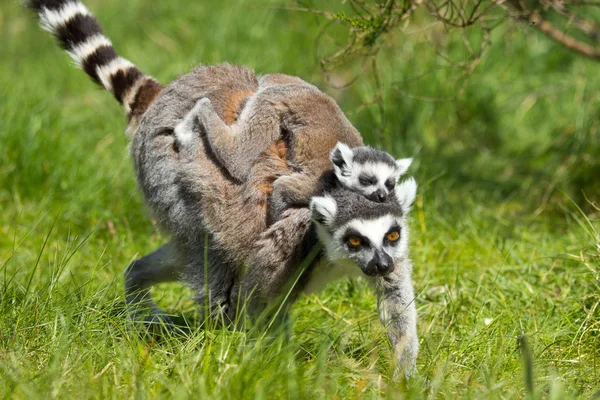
[364,250,394,276]
[368,189,387,203]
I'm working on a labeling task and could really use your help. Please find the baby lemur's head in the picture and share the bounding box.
[310,178,417,277]
[330,143,412,203]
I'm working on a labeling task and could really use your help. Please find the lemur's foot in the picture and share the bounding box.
[130,309,188,337]
[173,97,214,156]
[194,97,218,126]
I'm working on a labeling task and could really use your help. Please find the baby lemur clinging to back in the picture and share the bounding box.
[178,92,413,223]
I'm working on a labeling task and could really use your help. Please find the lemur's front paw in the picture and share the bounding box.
[391,334,418,380]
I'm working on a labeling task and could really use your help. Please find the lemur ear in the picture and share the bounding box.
[395,177,417,214]
[330,142,354,177]
[393,158,413,180]
[310,195,338,225]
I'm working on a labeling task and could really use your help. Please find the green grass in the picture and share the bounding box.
[1,0,599,398]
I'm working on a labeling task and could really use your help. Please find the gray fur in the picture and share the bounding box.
[186,96,413,222]
[124,242,184,324]
[30,0,419,376]
[194,78,364,182]
[174,78,368,224]
[351,146,397,165]
[132,83,419,372]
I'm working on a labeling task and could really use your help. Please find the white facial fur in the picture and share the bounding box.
[353,162,400,195]
[330,142,412,202]
[325,214,409,265]
[310,177,417,278]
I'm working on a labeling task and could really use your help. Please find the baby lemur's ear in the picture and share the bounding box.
[393,158,413,180]
[310,195,337,225]
[395,177,417,214]
[330,142,354,177]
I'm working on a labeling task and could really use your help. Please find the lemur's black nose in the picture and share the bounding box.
[368,251,394,276]
[375,259,393,275]
[370,189,387,203]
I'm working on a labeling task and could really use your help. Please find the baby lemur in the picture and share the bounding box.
[179,94,412,223]
[27,0,419,375]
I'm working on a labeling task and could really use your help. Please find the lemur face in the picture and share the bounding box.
[330,143,412,203]
[310,180,417,277]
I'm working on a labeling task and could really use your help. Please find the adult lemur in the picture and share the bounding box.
[27,0,419,375]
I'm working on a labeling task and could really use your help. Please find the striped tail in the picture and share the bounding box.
[27,0,162,130]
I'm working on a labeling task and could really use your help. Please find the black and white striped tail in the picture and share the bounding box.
[27,0,162,129]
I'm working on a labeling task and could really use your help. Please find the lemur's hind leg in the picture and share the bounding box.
[183,242,239,325]
[193,98,280,182]
[125,243,183,328]
[174,99,206,158]
[232,208,313,321]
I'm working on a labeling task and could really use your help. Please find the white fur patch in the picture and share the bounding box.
[174,98,214,144]
[395,158,413,177]
[95,57,135,92]
[330,142,354,165]
[67,34,112,67]
[310,195,338,225]
[39,2,90,33]
[395,178,417,213]
[174,107,198,145]
[236,87,264,125]
[337,159,401,198]
[358,162,398,186]
[342,214,398,249]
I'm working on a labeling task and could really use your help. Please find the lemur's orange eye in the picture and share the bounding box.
[387,231,400,241]
[348,237,361,247]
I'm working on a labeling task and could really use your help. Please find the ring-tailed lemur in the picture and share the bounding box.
[172,172,419,375]
[225,181,420,376]
[26,0,419,376]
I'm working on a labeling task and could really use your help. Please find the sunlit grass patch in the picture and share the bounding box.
[1,0,600,397]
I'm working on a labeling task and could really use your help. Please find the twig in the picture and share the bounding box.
[505,0,600,60]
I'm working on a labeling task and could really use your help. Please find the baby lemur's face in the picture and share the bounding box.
[330,143,412,203]
[310,180,416,277]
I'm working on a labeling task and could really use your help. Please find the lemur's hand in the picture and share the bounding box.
[269,175,313,225]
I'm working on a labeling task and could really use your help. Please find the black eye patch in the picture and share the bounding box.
[385,178,395,190]
[384,224,401,246]
[359,175,376,186]
[342,229,370,250]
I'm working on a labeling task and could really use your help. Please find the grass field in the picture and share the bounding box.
[1,0,600,398]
